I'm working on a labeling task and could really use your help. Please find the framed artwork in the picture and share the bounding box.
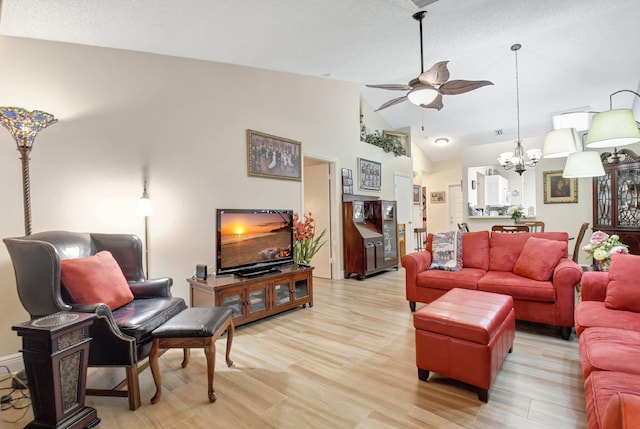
[341,168,353,195]
[383,130,410,157]
[413,185,421,204]
[358,158,381,191]
[247,129,301,181]
[543,170,578,204]
[430,191,446,204]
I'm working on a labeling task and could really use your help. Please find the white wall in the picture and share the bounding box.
[0,36,412,357]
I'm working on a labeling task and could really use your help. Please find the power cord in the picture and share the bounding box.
[0,365,31,424]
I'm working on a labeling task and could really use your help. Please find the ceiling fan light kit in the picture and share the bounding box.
[367,10,493,112]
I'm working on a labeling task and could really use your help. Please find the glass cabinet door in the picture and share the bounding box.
[274,282,292,307]
[222,292,243,318]
[248,287,267,314]
[294,278,308,300]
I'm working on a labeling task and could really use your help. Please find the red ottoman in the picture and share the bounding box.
[413,288,515,402]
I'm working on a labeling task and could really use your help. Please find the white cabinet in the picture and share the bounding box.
[485,175,509,206]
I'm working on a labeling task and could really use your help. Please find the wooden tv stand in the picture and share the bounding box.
[188,265,313,327]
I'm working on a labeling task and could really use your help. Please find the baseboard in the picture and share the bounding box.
[0,353,24,374]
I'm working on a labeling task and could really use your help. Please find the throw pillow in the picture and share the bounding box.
[605,253,640,312]
[428,230,463,271]
[61,250,134,310]
[512,237,565,281]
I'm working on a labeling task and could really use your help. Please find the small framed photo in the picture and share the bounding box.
[383,130,410,157]
[341,168,353,194]
[247,129,301,181]
[543,170,578,204]
[358,158,381,191]
[413,185,421,204]
[430,191,446,204]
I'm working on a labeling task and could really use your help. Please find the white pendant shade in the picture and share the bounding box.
[543,128,580,158]
[585,109,640,148]
[562,151,605,178]
[552,111,593,132]
[407,86,438,106]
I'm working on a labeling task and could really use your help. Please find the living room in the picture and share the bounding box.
[1,1,640,428]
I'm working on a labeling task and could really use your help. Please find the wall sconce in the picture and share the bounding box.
[0,107,57,235]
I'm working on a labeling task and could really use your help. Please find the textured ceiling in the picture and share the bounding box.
[1,0,639,161]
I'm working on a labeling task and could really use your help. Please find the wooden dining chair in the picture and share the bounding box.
[491,225,530,233]
[572,222,590,264]
[457,222,470,232]
[517,220,545,232]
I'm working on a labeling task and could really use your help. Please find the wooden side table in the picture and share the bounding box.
[13,312,100,429]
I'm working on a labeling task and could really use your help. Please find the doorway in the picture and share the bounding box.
[448,182,464,230]
[394,172,413,257]
[303,157,333,279]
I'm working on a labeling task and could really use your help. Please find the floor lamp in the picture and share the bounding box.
[0,106,57,235]
[138,180,153,279]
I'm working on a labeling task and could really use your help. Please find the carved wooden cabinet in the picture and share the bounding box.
[593,148,640,254]
[343,200,398,279]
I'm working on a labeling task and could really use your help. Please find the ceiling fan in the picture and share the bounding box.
[367,11,493,112]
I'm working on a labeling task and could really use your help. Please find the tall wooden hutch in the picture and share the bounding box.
[593,148,640,254]
[343,199,398,279]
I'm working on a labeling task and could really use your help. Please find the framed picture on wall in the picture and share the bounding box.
[543,170,578,204]
[358,158,381,191]
[247,129,301,181]
[430,191,446,204]
[413,185,421,204]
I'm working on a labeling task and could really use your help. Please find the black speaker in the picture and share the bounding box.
[196,264,208,280]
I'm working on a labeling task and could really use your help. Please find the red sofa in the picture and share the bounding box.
[576,253,640,429]
[402,231,582,339]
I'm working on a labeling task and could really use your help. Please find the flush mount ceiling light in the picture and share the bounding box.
[434,137,449,146]
[366,10,493,111]
[497,44,541,175]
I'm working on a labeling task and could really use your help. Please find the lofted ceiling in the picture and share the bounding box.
[1,0,639,161]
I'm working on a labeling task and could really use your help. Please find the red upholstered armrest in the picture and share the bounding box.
[402,251,432,302]
[581,271,609,302]
[552,258,582,290]
[603,392,640,429]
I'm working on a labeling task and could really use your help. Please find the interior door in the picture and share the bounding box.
[448,183,464,230]
[394,172,413,256]
[303,158,332,279]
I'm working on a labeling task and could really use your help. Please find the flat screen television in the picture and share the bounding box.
[216,208,294,277]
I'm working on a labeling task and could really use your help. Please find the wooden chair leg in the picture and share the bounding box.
[225,319,234,367]
[126,363,141,410]
[149,339,162,405]
[182,348,190,368]
[204,338,217,402]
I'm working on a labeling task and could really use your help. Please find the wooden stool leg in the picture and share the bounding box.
[204,338,217,402]
[149,339,162,405]
[225,318,234,367]
[182,348,190,368]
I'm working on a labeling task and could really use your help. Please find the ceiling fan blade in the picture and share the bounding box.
[420,94,444,111]
[439,79,494,95]
[418,61,450,86]
[375,96,408,111]
[366,83,412,91]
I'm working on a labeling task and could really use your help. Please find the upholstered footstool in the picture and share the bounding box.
[149,306,234,404]
[413,288,515,402]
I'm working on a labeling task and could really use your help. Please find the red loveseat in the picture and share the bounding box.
[575,253,640,429]
[402,231,582,339]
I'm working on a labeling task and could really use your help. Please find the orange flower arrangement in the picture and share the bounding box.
[292,212,327,265]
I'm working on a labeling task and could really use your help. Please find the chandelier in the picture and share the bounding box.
[497,44,541,175]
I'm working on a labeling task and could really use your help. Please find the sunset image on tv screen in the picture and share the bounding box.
[219,211,292,268]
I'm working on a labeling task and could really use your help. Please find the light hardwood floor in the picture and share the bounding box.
[0,269,587,428]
